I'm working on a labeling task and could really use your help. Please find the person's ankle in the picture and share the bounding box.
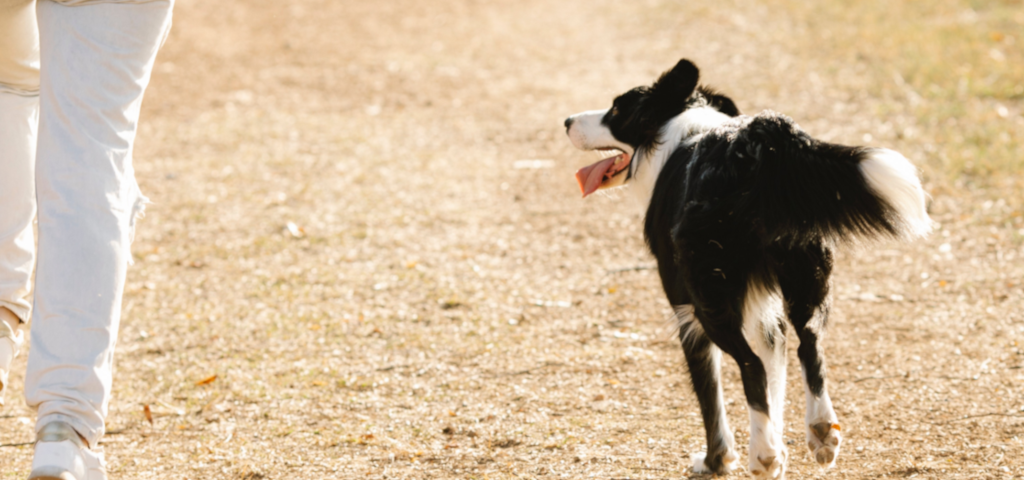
[0,307,21,333]
[37,421,91,447]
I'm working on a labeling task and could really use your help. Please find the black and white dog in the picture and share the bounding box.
[564,59,930,479]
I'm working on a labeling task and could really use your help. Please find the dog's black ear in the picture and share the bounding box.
[704,92,737,117]
[650,59,700,108]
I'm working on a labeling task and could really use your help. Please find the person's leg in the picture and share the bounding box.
[26,0,172,451]
[0,0,40,404]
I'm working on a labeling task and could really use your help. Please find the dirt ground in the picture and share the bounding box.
[2,0,1023,478]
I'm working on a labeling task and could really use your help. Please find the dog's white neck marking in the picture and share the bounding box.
[630,106,732,210]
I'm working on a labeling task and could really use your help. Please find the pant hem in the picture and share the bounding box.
[0,85,40,97]
[36,413,101,449]
[0,302,30,325]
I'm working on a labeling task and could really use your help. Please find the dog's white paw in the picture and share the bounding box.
[691,448,740,474]
[692,452,712,473]
[748,445,787,479]
[807,421,842,468]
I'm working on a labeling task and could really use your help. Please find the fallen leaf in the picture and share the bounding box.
[285,222,304,238]
[196,374,218,386]
[143,404,154,425]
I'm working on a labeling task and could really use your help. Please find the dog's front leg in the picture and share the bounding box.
[678,309,739,475]
[738,343,788,479]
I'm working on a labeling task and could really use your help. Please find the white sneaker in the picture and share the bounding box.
[29,421,107,480]
[0,314,23,406]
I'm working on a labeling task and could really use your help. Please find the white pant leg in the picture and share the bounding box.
[0,0,40,96]
[0,96,38,325]
[25,0,172,448]
[0,0,39,325]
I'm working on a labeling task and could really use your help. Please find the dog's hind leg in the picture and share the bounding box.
[737,282,789,480]
[775,244,842,468]
[676,306,739,475]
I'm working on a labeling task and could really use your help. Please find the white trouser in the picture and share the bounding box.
[0,0,172,447]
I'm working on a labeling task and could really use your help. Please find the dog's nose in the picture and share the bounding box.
[564,117,574,131]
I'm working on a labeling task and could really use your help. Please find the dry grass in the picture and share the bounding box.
[771,0,1024,180]
[1,0,1023,478]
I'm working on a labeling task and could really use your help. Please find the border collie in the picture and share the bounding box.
[564,59,930,479]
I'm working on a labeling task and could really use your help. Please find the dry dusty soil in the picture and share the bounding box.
[2,0,1024,479]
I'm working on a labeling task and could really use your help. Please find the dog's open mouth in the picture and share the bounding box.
[575,149,631,197]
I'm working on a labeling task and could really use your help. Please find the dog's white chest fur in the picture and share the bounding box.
[629,106,733,210]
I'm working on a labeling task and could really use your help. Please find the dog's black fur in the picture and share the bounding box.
[566,59,929,476]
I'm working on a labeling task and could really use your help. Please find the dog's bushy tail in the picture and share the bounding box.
[735,112,931,245]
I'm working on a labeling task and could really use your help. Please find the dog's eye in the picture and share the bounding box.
[611,107,619,116]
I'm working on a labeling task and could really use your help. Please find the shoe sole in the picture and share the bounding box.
[28,473,77,480]
[29,463,80,480]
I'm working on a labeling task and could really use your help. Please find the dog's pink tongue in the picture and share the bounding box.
[575,154,625,197]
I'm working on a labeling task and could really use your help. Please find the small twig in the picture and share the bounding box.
[606,477,673,480]
[506,369,533,376]
[939,412,1024,424]
[489,362,564,378]
[0,441,32,448]
[376,364,402,372]
[630,466,670,472]
[606,265,656,274]
[853,375,901,383]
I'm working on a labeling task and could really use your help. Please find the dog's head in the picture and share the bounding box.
[564,59,739,197]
